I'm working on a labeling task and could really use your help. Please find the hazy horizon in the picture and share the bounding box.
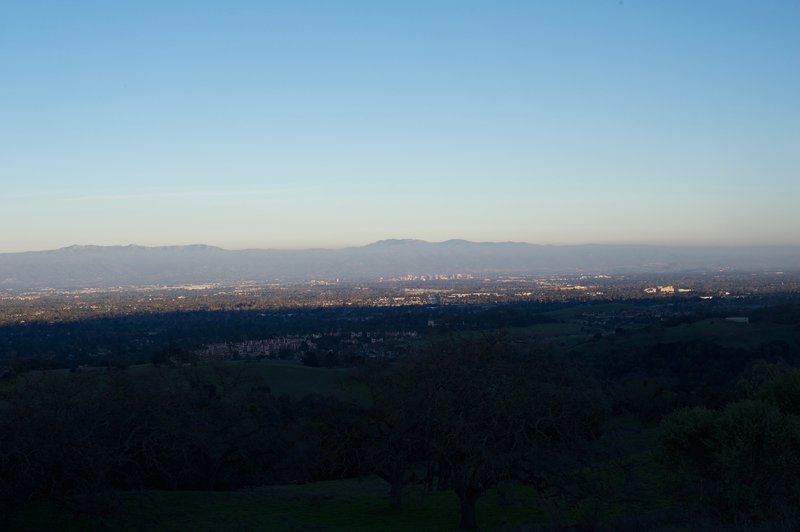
[2,1,798,253]
[7,237,800,256]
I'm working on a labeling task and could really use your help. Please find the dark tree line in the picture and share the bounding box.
[0,336,609,530]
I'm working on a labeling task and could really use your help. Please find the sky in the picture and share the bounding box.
[1,0,799,252]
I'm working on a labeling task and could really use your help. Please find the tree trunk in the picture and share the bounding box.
[458,495,478,530]
[436,471,449,491]
[389,480,402,510]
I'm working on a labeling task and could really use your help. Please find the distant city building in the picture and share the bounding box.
[644,286,690,295]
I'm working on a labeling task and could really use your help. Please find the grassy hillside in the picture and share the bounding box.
[572,317,799,356]
[2,359,370,404]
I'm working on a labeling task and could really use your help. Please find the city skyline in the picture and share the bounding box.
[2,1,799,252]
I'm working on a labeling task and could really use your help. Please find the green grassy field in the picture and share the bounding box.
[2,360,370,404]
[13,478,547,532]
[652,318,797,349]
[213,360,370,403]
[569,317,799,358]
[612,319,796,350]
[542,303,639,321]
[12,443,679,532]
[512,322,587,337]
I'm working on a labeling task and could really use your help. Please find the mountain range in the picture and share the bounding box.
[1,240,799,289]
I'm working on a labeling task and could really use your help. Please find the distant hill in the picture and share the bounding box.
[0,240,799,289]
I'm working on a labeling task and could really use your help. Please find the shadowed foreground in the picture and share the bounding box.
[14,478,547,532]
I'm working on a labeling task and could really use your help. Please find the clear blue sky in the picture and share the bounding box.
[2,1,798,252]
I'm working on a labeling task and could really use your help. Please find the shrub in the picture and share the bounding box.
[659,400,800,523]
